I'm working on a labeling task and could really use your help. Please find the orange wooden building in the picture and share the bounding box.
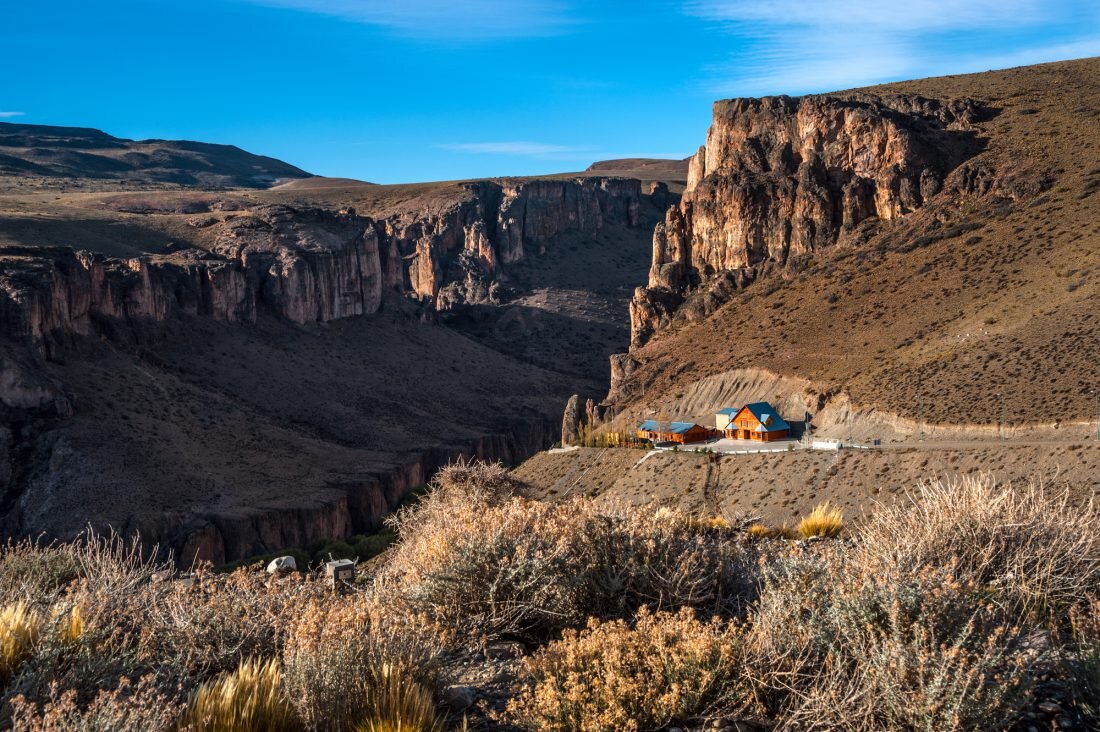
[637,420,712,444]
[719,402,791,442]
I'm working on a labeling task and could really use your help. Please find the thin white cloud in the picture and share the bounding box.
[441,142,585,156]
[0,111,25,118]
[688,0,1100,96]
[247,0,576,40]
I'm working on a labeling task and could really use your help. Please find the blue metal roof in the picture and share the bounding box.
[638,420,701,433]
[716,407,737,415]
[741,402,791,432]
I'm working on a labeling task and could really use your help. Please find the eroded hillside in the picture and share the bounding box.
[592,58,1100,437]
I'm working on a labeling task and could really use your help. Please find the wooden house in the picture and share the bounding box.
[721,402,791,442]
[637,419,711,444]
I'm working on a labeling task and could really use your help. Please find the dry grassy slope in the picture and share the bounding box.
[515,444,1100,527]
[617,58,1100,428]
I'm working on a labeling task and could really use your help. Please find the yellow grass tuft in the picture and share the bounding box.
[797,502,844,539]
[746,523,771,539]
[0,601,42,686]
[178,657,298,731]
[356,662,445,732]
[57,602,85,645]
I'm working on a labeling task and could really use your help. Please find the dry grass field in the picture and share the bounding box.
[516,443,1100,528]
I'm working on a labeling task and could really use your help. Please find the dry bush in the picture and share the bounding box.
[854,474,1099,617]
[0,540,81,607]
[178,657,297,731]
[796,502,844,539]
[135,567,326,681]
[11,675,182,732]
[1067,598,1100,723]
[575,501,753,620]
[507,607,747,732]
[431,460,522,500]
[282,596,442,732]
[0,601,42,687]
[380,477,753,642]
[745,545,1035,729]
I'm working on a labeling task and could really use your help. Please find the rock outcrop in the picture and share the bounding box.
[1,178,651,349]
[631,93,984,346]
[562,394,583,446]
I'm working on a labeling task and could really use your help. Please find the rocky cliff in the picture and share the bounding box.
[632,93,985,346]
[0,177,650,349]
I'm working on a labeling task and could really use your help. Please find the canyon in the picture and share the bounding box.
[4,58,1100,567]
[0,140,677,564]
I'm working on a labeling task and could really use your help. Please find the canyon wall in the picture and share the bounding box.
[0,177,649,349]
[172,419,555,566]
[632,93,983,346]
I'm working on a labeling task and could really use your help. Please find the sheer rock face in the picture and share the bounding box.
[632,93,982,347]
[0,178,647,348]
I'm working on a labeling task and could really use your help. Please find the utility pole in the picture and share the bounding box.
[1000,393,1006,442]
[917,374,924,443]
[848,408,853,446]
[1094,390,1100,442]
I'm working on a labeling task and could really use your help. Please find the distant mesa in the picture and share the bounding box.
[0,121,312,188]
[586,157,691,181]
[270,176,377,190]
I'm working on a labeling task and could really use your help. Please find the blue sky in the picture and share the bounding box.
[2,0,1098,183]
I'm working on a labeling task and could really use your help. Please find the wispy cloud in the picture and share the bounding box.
[687,0,1100,96]
[440,141,586,156]
[246,0,576,40]
[0,111,25,118]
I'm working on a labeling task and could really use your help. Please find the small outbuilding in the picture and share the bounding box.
[637,419,711,444]
[721,402,791,442]
[714,407,738,431]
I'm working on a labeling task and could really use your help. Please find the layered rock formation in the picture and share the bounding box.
[632,93,983,346]
[1,178,650,349]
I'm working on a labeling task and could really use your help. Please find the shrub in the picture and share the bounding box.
[796,502,844,539]
[281,597,441,732]
[0,540,81,607]
[0,601,42,687]
[379,480,753,642]
[178,657,297,731]
[745,546,1035,730]
[136,567,326,680]
[11,675,182,732]
[507,607,747,732]
[1066,598,1100,723]
[853,474,1099,617]
[379,487,582,641]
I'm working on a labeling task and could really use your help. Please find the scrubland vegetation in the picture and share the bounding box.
[0,463,1097,730]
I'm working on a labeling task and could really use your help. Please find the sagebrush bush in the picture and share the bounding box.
[854,474,1099,617]
[135,567,325,680]
[508,607,747,731]
[11,675,182,732]
[282,596,441,732]
[178,657,297,731]
[0,540,82,608]
[379,481,753,641]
